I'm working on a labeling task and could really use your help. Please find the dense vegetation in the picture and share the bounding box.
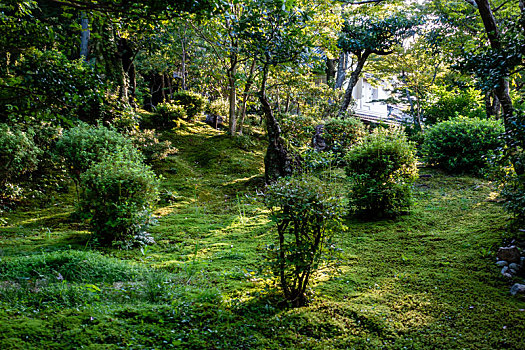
[1,0,525,348]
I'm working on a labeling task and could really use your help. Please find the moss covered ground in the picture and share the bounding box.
[1,122,524,349]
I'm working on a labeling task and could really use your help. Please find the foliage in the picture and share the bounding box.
[1,49,106,124]
[323,117,366,163]
[55,123,142,182]
[0,124,41,200]
[263,175,345,306]
[279,113,320,150]
[422,117,504,175]
[171,90,206,121]
[128,128,178,163]
[207,98,228,117]
[152,102,187,129]
[422,86,486,124]
[346,127,418,218]
[79,154,159,246]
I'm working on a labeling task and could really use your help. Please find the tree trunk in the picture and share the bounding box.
[338,50,370,117]
[80,12,89,61]
[260,64,298,183]
[326,58,336,86]
[474,0,521,174]
[227,56,238,135]
[335,52,347,90]
[237,60,256,135]
[118,38,136,106]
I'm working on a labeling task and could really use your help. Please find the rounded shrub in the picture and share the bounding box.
[323,117,366,163]
[0,124,41,197]
[154,102,187,129]
[128,129,178,163]
[280,113,320,149]
[422,86,485,124]
[55,123,142,182]
[80,154,159,246]
[345,127,418,218]
[171,90,206,120]
[263,175,345,306]
[422,117,504,175]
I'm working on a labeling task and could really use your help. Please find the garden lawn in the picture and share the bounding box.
[1,123,524,349]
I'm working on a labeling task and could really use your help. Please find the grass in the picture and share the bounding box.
[1,121,524,349]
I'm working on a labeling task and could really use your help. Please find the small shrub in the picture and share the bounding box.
[171,90,206,120]
[207,98,228,118]
[422,117,504,175]
[422,86,486,124]
[55,123,142,182]
[0,124,41,200]
[154,102,186,129]
[323,117,366,163]
[80,154,159,246]
[280,113,320,150]
[263,175,345,306]
[128,129,178,163]
[345,127,418,218]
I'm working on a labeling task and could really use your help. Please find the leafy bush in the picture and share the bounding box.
[345,127,418,218]
[55,124,141,182]
[171,90,206,120]
[280,113,320,150]
[422,86,485,124]
[323,117,366,163]
[0,124,41,200]
[207,98,228,118]
[80,154,159,246]
[128,129,178,163]
[422,117,504,175]
[263,175,345,306]
[154,102,187,129]
[501,110,525,231]
[1,49,106,124]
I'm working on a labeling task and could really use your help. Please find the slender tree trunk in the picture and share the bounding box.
[80,12,89,61]
[335,52,347,90]
[338,50,370,117]
[284,91,291,113]
[118,38,136,106]
[227,55,238,135]
[237,60,256,135]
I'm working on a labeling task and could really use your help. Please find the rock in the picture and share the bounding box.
[510,283,525,296]
[509,263,520,271]
[312,125,327,151]
[503,273,513,278]
[497,246,521,264]
[521,256,525,267]
[205,114,224,129]
[501,266,509,275]
[496,260,508,267]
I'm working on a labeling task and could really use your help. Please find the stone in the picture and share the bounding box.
[509,263,520,271]
[501,266,509,275]
[497,246,521,264]
[496,260,508,267]
[510,283,525,296]
[312,125,327,152]
[503,273,513,278]
[205,114,224,129]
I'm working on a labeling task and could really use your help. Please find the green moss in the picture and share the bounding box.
[1,123,524,348]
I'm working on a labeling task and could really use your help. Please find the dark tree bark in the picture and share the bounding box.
[260,64,299,183]
[80,12,89,61]
[326,58,337,85]
[335,51,347,90]
[338,49,371,117]
[474,0,522,174]
[485,91,501,117]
